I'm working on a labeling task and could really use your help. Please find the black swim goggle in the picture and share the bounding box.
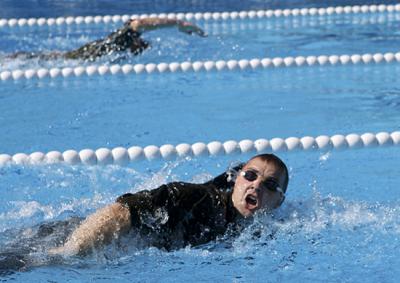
[239,169,285,195]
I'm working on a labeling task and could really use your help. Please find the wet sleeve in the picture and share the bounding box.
[115,182,214,229]
[115,184,175,227]
[64,22,143,60]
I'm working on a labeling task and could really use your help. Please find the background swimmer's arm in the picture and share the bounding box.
[130,18,206,37]
[49,203,131,256]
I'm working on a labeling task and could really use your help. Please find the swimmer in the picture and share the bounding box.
[0,154,288,275]
[50,153,289,255]
[7,18,206,61]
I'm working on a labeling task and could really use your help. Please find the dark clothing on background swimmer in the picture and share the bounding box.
[116,170,242,250]
[64,21,149,60]
[6,21,149,61]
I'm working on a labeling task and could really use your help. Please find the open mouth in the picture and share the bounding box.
[245,194,258,208]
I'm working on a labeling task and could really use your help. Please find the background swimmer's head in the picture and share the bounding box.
[231,154,289,218]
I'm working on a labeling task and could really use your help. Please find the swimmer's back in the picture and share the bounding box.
[117,181,238,249]
[64,22,149,60]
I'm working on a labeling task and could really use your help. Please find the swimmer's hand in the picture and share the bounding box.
[178,21,207,37]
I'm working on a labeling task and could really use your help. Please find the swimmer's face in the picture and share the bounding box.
[232,157,286,218]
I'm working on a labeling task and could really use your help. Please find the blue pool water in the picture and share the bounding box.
[1,1,400,282]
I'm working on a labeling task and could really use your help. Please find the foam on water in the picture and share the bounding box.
[0,159,195,231]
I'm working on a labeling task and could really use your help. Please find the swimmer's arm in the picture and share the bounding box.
[49,203,131,256]
[130,18,206,37]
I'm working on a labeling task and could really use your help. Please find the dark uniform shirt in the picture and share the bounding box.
[116,171,241,250]
[64,21,149,60]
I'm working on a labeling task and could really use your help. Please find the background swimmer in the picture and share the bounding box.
[7,18,206,61]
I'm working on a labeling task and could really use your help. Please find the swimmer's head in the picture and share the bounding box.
[231,154,289,218]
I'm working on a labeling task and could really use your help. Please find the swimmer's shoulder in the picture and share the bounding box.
[116,180,225,211]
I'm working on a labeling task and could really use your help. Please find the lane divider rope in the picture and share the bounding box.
[1,4,399,28]
[0,131,399,167]
[2,52,400,81]
[202,13,400,34]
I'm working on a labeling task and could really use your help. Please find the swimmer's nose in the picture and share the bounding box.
[252,178,264,191]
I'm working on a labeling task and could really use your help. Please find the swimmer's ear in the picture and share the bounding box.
[226,162,245,183]
[226,170,236,183]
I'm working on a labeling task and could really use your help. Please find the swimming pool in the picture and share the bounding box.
[1,1,400,282]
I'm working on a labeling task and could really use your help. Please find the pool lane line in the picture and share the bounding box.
[0,4,399,29]
[0,131,399,167]
[2,52,400,81]
[202,12,400,35]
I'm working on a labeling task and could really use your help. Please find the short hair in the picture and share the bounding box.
[247,154,289,192]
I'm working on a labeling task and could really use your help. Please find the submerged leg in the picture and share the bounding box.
[4,51,64,60]
[0,252,27,276]
[0,217,83,276]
